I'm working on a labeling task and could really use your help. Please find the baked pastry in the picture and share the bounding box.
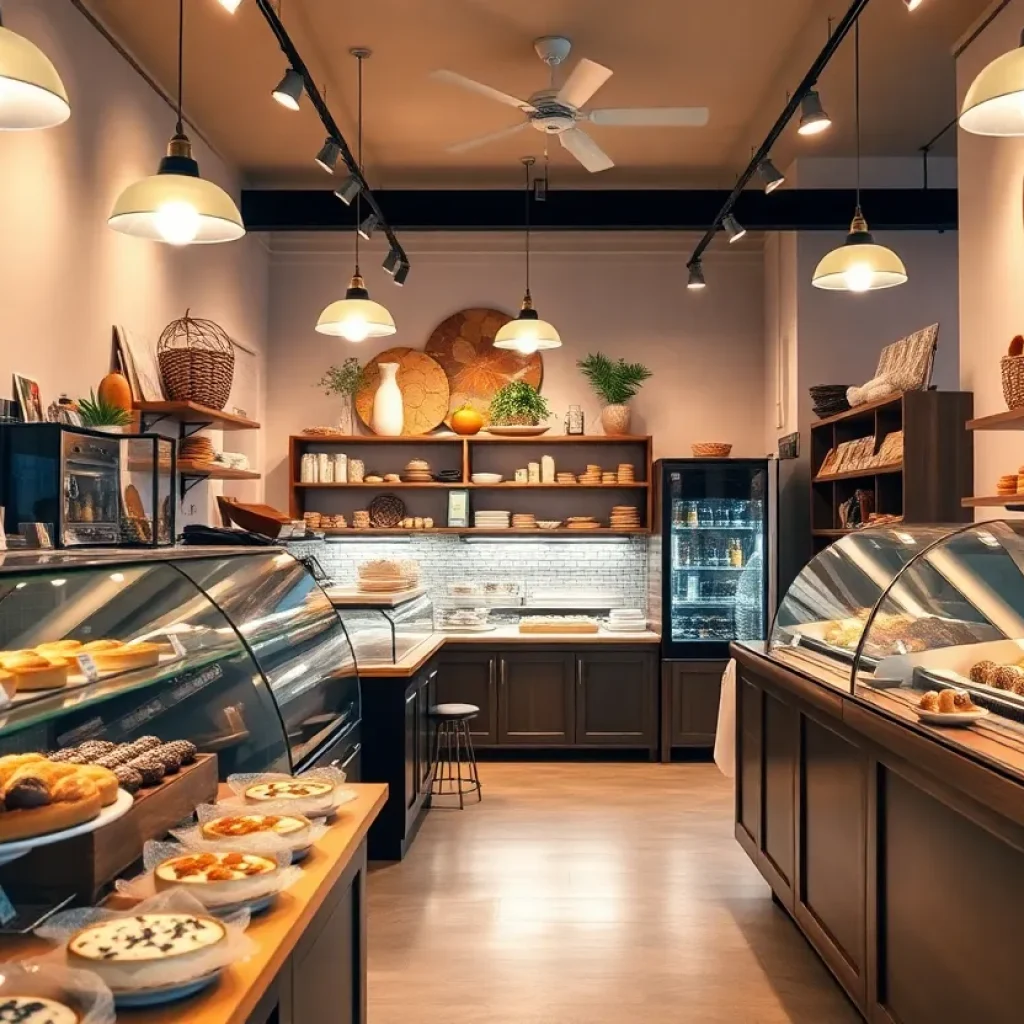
[35,639,83,656]
[127,755,166,787]
[201,812,311,841]
[992,666,1022,691]
[79,639,122,654]
[0,668,15,701]
[68,913,226,977]
[163,740,197,765]
[81,641,161,673]
[155,851,278,902]
[0,767,101,842]
[77,740,116,759]
[938,689,957,714]
[918,691,940,712]
[128,736,162,756]
[953,691,976,712]
[73,765,119,806]
[970,660,997,684]
[0,754,48,788]
[151,744,183,775]
[113,765,143,795]
[1,652,69,691]
[244,780,334,803]
[0,996,79,1023]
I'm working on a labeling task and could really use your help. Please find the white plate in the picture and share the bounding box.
[916,708,990,727]
[0,788,134,866]
[483,425,551,437]
[471,474,504,484]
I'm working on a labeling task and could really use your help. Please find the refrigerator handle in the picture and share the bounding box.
[767,458,779,634]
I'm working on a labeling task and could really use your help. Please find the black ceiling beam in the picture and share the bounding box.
[688,0,873,269]
[241,188,956,233]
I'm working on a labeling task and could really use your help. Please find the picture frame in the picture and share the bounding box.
[12,373,43,423]
[114,324,163,402]
[447,489,469,528]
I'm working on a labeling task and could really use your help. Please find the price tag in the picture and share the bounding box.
[76,654,100,682]
[0,885,16,926]
[168,635,186,659]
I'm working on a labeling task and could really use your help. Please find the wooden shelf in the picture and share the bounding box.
[179,460,261,481]
[319,528,651,537]
[966,408,1024,432]
[962,496,1024,508]
[810,392,904,428]
[812,463,903,484]
[290,433,650,444]
[294,481,648,489]
[294,482,453,489]
[135,401,260,431]
[811,528,854,538]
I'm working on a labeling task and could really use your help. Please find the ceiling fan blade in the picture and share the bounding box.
[556,58,613,109]
[588,106,710,127]
[446,121,529,154]
[430,69,536,112]
[559,128,615,173]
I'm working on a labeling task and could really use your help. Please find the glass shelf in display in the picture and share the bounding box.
[672,498,762,530]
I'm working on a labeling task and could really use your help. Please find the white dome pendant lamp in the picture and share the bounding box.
[960,29,1024,137]
[316,49,396,342]
[0,4,70,130]
[494,157,562,356]
[812,22,906,293]
[108,0,244,245]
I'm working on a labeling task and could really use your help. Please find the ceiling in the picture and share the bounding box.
[83,0,990,188]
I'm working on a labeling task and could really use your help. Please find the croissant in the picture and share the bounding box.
[4,761,78,794]
[0,753,47,788]
[51,774,99,804]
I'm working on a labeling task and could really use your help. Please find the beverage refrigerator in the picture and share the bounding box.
[653,458,778,660]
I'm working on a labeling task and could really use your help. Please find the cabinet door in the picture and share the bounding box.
[576,651,657,747]
[498,652,575,745]
[403,685,417,811]
[417,667,437,792]
[669,660,726,747]
[436,651,498,744]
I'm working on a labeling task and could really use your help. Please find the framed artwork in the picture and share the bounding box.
[114,324,163,402]
[447,489,469,528]
[13,373,43,423]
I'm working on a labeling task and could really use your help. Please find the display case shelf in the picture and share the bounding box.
[812,463,903,484]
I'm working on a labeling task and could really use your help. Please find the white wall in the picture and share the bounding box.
[264,232,766,509]
[957,0,1024,519]
[0,0,269,520]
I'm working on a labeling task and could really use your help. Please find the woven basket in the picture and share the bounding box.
[158,309,235,410]
[1002,336,1024,410]
[692,443,732,458]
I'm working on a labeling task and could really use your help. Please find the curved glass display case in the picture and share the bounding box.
[0,547,359,775]
[334,592,433,667]
[769,521,1024,775]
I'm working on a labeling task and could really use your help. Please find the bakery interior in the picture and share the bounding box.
[0,0,1023,1020]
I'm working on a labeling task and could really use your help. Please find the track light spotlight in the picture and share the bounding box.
[723,214,746,244]
[315,137,341,173]
[217,0,242,11]
[334,174,361,206]
[272,68,304,110]
[393,262,410,286]
[758,158,786,193]
[687,262,706,290]
[382,249,401,275]
[798,89,831,135]
[904,0,924,9]
[358,213,378,240]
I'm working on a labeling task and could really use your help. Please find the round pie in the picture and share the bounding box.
[155,851,278,904]
[200,812,310,842]
[0,996,79,1023]
[244,780,334,803]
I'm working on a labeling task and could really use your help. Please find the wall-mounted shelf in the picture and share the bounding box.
[962,495,1024,508]
[177,460,261,498]
[136,401,260,437]
[966,408,1024,431]
[812,463,903,485]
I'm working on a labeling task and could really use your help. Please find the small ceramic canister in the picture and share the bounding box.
[515,468,528,483]
[334,453,348,483]
[528,462,540,483]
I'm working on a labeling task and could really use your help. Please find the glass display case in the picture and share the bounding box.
[0,424,175,547]
[768,521,1024,774]
[335,592,434,667]
[0,547,359,775]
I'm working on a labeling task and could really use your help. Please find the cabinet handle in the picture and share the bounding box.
[488,657,496,689]
[576,659,582,688]
[499,659,506,689]
[406,691,417,706]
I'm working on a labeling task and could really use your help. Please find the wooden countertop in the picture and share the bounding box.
[0,782,387,1024]
[357,627,662,678]
[326,585,426,607]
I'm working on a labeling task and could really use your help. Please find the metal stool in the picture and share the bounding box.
[429,703,482,808]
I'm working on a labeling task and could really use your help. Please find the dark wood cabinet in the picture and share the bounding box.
[435,651,497,743]
[403,686,417,812]
[498,651,575,744]
[662,660,725,756]
[576,651,656,748]
[417,666,436,791]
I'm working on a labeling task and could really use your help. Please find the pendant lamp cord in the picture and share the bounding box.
[175,0,184,136]
[854,18,861,213]
[354,53,363,274]
[524,157,532,300]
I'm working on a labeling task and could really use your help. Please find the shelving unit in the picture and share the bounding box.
[961,406,1024,511]
[809,390,973,554]
[289,434,653,536]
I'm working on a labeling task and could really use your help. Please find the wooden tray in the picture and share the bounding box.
[0,753,219,903]
[518,622,601,634]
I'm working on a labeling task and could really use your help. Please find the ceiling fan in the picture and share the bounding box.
[431,36,709,173]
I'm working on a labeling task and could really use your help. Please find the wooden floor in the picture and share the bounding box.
[366,762,858,1023]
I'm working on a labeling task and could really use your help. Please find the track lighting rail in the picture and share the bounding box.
[252,0,408,270]
[685,0,872,274]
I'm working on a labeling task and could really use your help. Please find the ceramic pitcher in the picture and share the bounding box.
[372,362,404,436]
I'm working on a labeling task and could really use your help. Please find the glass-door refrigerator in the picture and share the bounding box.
[654,458,778,660]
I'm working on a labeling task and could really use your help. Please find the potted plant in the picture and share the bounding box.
[488,381,551,426]
[318,358,364,434]
[576,353,652,435]
[77,390,133,434]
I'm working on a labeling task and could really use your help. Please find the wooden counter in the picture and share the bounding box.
[1,783,387,1024]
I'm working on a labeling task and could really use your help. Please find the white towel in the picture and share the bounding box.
[714,659,736,779]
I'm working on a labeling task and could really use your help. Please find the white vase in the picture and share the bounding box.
[372,363,404,436]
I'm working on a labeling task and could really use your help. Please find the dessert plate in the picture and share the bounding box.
[483,425,550,436]
[0,788,134,866]
[113,970,222,1008]
[915,708,989,727]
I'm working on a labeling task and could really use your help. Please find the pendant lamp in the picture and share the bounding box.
[959,30,1024,137]
[0,5,70,130]
[108,0,244,245]
[812,23,906,293]
[316,49,396,341]
[494,157,562,356]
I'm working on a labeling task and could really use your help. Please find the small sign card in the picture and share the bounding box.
[76,654,100,682]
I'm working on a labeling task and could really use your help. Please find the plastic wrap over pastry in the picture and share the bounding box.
[225,767,356,819]
[171,801,326,858]
[35,889,255,994]
[116,841,301,909]
[0,962,115,1024]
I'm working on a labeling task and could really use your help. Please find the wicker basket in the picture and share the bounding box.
[692,443,733,458]
[158,310,235,410]
[1002,336,1024,410]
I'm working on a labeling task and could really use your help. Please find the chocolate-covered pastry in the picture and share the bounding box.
[78,740,115,758]
[95,745,134,769]
[113,765,143,795]
[5,776,51,810]
[131,735,161,754]
[151,744,183,774]
[953,691,975,711]
[970,660,996,684]
[46,748,80,763]
[128,755,166,787]
[164,739,197,764]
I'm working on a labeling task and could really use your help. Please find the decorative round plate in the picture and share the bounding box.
[424,308,543,427]
[355,348,450,436]
[368,493,406,528]
[916,708,989,727]
[483,425,551,437]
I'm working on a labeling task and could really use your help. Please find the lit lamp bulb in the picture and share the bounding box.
[339,317,370,343]
[315,273,397,341]
[811,209,907,293]
[493,293,562,354]
[154,200,200,246]
[843,264,875,293]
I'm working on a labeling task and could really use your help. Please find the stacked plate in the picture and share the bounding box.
[436,469,462,482]
[180,436,215,464]
[617,464,636,483]
[402,458,433,483]
[606,608,647,633]
[610,506,641,530]
[356,558,420,593]
[511,513,537,529]
[474,510,511,530]
[471,472,504,484]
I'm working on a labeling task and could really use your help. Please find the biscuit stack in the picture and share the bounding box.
[353,510,370,529]
[602,471,617,484]
[303,512,348,531]
[179,436,215,464]
[512,513,537,529]
[997,472,1020,498]
[556,472,577,484]
[565,516,600,531]
[578,464,603,484]
[609,506,641,530]
[617,464,636,484]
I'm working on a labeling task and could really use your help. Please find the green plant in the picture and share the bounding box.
[576,353,652,405]
[488,381,551,424]
[318,357,364,397]
[77,390,132,427]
